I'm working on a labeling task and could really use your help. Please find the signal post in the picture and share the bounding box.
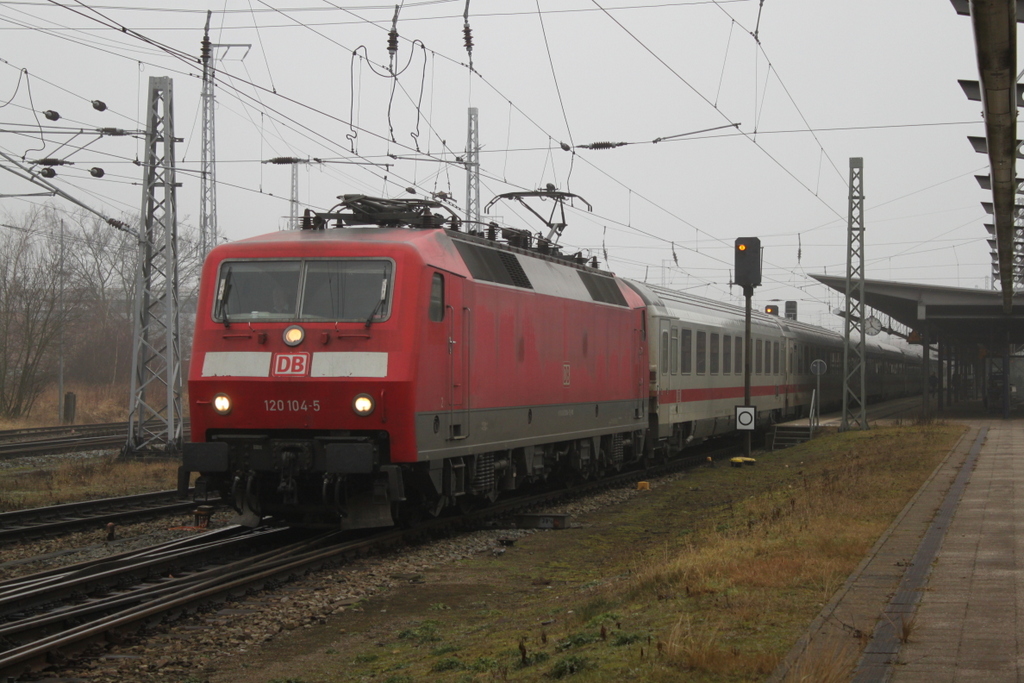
[734,238,761,458]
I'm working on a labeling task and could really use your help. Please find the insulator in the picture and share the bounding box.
[463,24,474,51]
[39,168,56,178]
[90,167,105,178]
[34,158,70,166]
[99,127,128,136]
[388,5,400,57]
[92,100,107,112]
[560,142,571,152]
[580,141,626,150]
[264,156,303,164]
[406,187,416,194]
[43,110,60,121]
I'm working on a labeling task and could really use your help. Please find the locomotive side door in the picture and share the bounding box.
[633,310,647,419]
[446,275,470,440]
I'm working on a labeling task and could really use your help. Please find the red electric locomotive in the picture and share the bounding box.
[180,192,920,529]
[180,194,649,528]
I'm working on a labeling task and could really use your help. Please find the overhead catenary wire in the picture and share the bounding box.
[3,1,988,315]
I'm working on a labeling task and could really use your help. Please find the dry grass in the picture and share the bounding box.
[625,424,961,680]
[0,454,179,511]
[0,382,191,429]
[781,637,859,683]
[663,615,779,676]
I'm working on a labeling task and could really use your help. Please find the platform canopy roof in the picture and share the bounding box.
[950,0,1018,311]
[811,274,1024,345]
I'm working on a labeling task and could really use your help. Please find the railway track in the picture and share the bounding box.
[0,421,191,459]
[0,449,717,679]
[0,490,215,545]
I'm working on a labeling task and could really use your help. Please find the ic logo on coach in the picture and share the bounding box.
[272,352,311,377]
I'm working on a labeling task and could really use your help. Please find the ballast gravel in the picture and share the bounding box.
[9,472,685,682]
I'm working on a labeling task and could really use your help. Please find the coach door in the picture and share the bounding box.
[447,276,471,440]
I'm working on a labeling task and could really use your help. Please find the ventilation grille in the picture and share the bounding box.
[578,271,628,306]
[498,251,532,288]
[454,241,534,289]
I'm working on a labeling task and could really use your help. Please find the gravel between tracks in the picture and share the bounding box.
[11,472,684,682]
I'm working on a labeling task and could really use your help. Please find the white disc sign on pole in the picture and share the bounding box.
[735,405,756,431]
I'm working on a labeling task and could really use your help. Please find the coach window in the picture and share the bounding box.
[773,342,780,375]
[723,335,732,374]
[735,336,743,375]
[755,339,763,374]
[661,330,670,374]
[670,328,679,374]
[681,329,693,374]
[710,333,720,374]
[429,273,445,322]
[696,331,707,374]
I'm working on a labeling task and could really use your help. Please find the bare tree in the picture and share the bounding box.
[0,204,206,419]
[0,208,72,417]
[61,209,139,387]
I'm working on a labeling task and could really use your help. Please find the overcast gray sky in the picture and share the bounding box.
[0,0,997,333]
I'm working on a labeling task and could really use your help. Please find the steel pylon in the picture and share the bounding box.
[465,107,480,227]
[125,76,183,457]
[199,12,218,257]
[841,157,867,431]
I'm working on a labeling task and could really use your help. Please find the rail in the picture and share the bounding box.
[0,490,216,545]
[0,420,191,459]
[0,441,740,678]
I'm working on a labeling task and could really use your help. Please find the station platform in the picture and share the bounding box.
[770,400,1024,682]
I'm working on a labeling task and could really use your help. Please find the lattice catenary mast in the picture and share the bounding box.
[199,11,218,257]
[465,107,480,227]
[841,157,867,431]
[125,76,183,457]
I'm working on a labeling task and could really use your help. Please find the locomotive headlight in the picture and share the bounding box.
[213,393,232,415]
[352,393,375,416]
[283,325,305,347]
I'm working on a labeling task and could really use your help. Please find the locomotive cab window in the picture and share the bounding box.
[428,273,445,322]
[214,258,394,323]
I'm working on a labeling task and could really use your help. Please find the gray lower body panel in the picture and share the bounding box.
[414,399,645,460]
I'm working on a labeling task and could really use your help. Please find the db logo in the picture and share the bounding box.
[272,352,311,377]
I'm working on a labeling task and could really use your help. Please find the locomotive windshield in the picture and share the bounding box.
[214,259,393,323]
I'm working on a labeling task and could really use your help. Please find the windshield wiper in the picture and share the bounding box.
[217,267,233,328]
[365,278,388,329]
